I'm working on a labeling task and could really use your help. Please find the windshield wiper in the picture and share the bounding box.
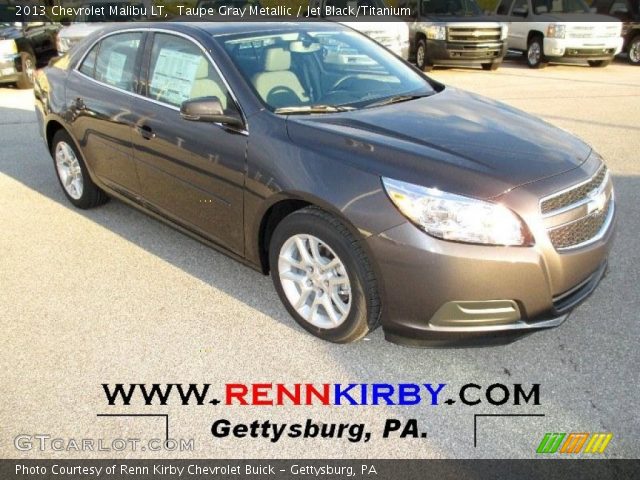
[274,105,355,115]
[364,94,432,109]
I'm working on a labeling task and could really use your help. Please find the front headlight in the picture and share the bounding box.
[547,23,566,39]
[0,39,18,57]
[426,25,446,41]
[500,25,509,40]
[382,178,533,246]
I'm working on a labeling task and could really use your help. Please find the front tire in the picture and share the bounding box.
[269,207,380,343]
[416,39,433,72]
[51,130,108,209]
[16,52,35,89]
[588,59,611,68]
[527,36,548,69]
[629,35,640,65]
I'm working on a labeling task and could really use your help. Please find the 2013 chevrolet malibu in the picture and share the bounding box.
[34,22,615,346]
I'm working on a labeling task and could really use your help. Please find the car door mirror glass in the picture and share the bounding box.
[180,97,243,127]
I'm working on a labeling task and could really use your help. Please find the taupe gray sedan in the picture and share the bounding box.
[34,22,615,346]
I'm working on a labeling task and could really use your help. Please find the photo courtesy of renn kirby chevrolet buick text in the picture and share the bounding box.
[34,22,615,347]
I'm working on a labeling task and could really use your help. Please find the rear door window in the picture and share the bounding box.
[91,32,143,92]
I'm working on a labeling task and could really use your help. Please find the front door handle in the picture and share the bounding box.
[73,97,86,111]
[136,124,156,140]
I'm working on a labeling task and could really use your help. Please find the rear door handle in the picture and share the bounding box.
[136,124,156,140]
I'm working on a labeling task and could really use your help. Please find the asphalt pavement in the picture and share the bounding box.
[1,57,639,459]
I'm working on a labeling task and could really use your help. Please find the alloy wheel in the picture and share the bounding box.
[417,44,425,69]
[24,56,34,84]
[528,42,541,66]
[55,141,84,200]
[630,38,640,64]
[278,234,352,329]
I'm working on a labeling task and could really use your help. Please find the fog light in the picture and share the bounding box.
[430,300,521,328]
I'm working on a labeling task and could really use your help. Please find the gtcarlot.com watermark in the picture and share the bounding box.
[14,434,195,452]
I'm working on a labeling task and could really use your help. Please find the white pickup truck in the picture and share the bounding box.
[495,0,623,68]
[307,0,410,60]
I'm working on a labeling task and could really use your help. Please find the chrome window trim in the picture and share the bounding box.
[73,27,248,135]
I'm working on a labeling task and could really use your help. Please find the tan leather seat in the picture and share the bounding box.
[252,48,308,108]
[190,58,227,109]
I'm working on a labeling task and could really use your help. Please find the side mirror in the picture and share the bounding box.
[512,7,528,16]
[180,97,243,128]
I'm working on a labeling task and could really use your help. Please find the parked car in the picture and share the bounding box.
[399,0,508,71]
[35,23,615,346]
[594,0,640,64]
[56,0,147,55]
[307,0,410,60]
[495,0,623,68]
[0,14,61,88]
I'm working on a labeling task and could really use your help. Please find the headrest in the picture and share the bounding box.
[264,48,291,72]
[289,41,321,54]
[195,58,209,79]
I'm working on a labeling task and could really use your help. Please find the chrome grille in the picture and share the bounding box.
[567,24,620,39]
[548,198,612,249]
[541,165,607,214]
[541,163,614,250]
[447,27,502,43]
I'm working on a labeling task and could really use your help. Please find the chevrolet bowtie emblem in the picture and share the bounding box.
[587,190,607,215]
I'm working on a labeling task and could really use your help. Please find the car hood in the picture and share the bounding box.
[58,23,110,39]
[285,87,591,199]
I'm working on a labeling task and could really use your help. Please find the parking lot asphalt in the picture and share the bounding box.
[1,58,639,459]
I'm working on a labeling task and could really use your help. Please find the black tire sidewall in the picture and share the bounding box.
[416,39,428,71]
[269,210,371,343]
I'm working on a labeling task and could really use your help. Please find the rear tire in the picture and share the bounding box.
[51,130,108,209]
[527,35,548,69]
[588,59,611,68]
[269,207,380,343]
[16,52,35,89]
[628,35,640,65]
[416,39,433,72]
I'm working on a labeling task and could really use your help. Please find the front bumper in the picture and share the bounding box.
[0,54,21,84]
[426,39,507,66]
[544,37,624,59]
[367,162,616,347]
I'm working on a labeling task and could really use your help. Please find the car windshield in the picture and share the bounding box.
[218,29,435,113]
[420,0,482,16]
[532,0,590,13]
[75,2,145,21]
